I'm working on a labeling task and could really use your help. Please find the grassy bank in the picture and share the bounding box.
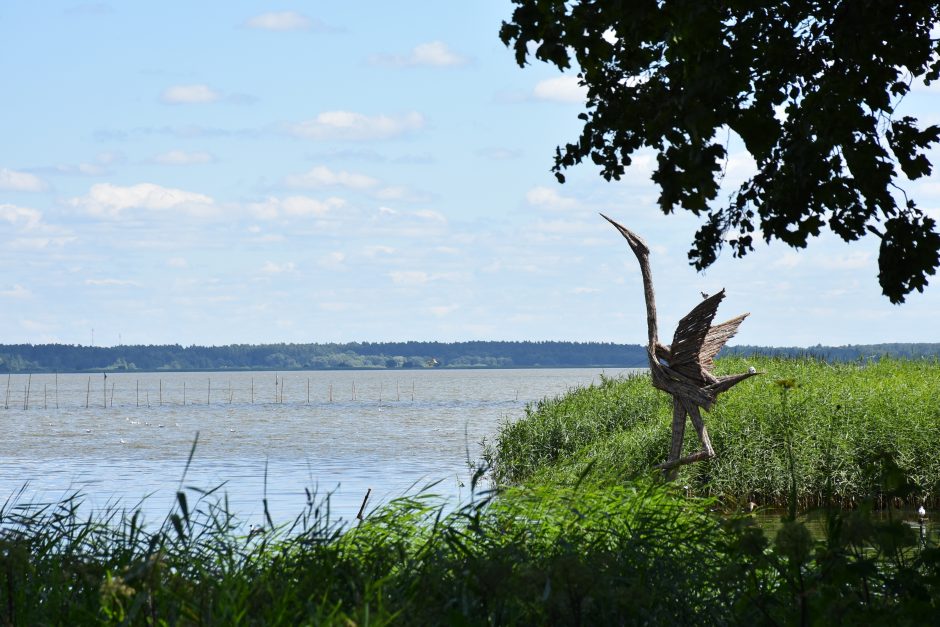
[484,356,940,508]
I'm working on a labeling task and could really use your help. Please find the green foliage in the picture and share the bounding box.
[0,479,743,625]
[488,356,940,508]
[501,0,940,302]
[3,473,940,623]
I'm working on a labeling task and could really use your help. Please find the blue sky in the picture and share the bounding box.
[1,2,938,347]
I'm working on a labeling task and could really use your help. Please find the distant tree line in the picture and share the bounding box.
[0,341,936,373]
[722,343,940,362]
[0,341,649,373]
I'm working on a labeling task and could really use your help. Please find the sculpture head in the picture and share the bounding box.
[600,213,649,258]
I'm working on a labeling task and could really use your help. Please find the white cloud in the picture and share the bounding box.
[249,195,345,219]
[84,278,140,287]
[319,252,346,268]
[161,84,220,104]
[429,304,459,316]
[288,111,425,141]
[244,11,312,31]
[364,245,396,256]
[50,163,106,176]
[167,257,188,268]
[388,270,462,286]
[573,287,600,294]
[284,165,378,189]
[0,168,45,191]
[389,270,430,286]
[525,186,580,210]
[153,150,215,165]
[772,251,802,269]
[261,261,297,274]
[533,75,586,103]
[0,284,32,299]
[413,209,446,222]
[0,203,43,229]
[372,41,467,67]
[71,183,216,218]
[819,251,872,270]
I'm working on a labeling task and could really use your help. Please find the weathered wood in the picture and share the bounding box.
[602,213,760,473]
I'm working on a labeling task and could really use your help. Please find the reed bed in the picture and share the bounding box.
[485,356,940,508]
[0,478,745,625]
[3,474,938,624]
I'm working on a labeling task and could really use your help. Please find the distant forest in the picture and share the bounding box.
[0,342,938,373]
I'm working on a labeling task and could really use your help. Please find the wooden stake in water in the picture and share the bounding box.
[352,381,356,401]
[24,373,31,410]
[397,380,400,402]
[228,380,233,404]
[379,382,383,403]
[183,380,187,405]
[44,383,47,410]
[85,377,91,409]
[306,378,310,404]
[136,380,139,407]
[412,380,415,402]
[55,371,59,409]
[146,391,150,407]
[207,378,211,405]
[110,381,115,407]
[159,379,163,406]
[103,373,107,409]
[4,373,10,409]
[250,378,254,404]
[329,383,332,403]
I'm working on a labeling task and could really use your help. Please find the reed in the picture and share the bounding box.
[1,470,934,624]
[485,356,940,509]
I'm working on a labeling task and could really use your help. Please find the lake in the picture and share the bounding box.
[1,368,638,527]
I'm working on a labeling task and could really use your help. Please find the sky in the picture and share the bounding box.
[1,2,939,348]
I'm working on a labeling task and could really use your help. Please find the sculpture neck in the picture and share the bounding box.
[637,253,659,348]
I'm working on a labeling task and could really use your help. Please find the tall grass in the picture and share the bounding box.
[4,474,939,624]
[1,478,746,625]
[485,356,940,508]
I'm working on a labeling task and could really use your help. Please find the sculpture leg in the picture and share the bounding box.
[687,404,714,459]
[655,400,713,473]
[668,398,686,462]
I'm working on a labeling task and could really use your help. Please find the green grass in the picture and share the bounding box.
[1,478,749,625]
[485,356,940,508]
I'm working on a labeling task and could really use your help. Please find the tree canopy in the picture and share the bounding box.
[501,1,940,302]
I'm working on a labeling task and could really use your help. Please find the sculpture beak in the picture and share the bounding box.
[600,213,650,256]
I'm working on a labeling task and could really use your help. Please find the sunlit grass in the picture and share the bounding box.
[485,356,940,508]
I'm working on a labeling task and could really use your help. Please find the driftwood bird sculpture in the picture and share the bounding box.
[602,214,759,473]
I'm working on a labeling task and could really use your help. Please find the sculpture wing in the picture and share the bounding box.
[698,313,749,373]
[669,290,725,381]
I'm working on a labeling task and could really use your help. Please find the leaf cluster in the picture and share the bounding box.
[501,0,940,301]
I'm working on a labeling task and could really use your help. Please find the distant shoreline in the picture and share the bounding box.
[0,341,937,374]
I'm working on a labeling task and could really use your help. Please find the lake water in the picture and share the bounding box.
[1,368,638,528]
